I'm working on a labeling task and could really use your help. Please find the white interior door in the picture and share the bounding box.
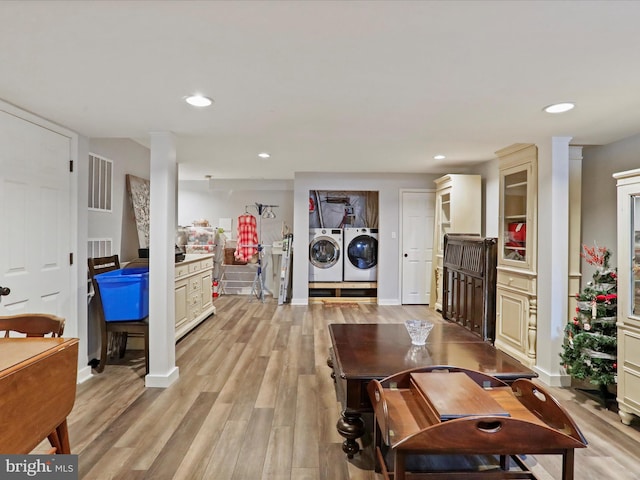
[401,191,434,304]
[0,109,72,317]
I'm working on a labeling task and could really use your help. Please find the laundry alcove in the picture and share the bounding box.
[308,190,379,303]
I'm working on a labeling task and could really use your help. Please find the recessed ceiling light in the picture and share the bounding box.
[258,152,270,159]
[434,154,446,160]
[543,102,575,114]
[185,95,213,107]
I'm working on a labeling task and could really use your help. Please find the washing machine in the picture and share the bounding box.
[309,228,343,282]
[343,227,378,281]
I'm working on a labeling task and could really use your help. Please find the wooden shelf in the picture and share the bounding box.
[309,281,377,304]
[309,282,376,289]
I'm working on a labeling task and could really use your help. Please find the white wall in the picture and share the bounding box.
[178,179,294,294]
[86,138,150,360]
[292,172,439,305]
[88,138,150,262]
[581,133,640,282]
[178,179,293,246]
[469,157,499,238]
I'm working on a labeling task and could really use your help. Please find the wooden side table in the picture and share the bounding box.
[367,367,587,480]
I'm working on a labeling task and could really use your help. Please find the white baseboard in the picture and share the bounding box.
[377,298,401,305]
[77,365,93,384]
[145,366,180,388]
[533,365,571,387]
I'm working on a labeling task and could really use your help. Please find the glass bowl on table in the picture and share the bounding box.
[404,319,434,346]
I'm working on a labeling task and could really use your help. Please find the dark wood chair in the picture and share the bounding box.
[88,255,149,374]
[0,313,65,338]
[0,312,67,453]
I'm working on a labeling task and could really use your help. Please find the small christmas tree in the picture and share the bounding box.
[560,244,617,390]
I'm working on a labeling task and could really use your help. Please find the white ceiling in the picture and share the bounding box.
[2,1,640,180]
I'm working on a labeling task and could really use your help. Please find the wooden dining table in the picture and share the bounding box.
[0,337,79,454]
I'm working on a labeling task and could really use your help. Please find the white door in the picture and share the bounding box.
[0,109,72,317]
[401,191,435,304]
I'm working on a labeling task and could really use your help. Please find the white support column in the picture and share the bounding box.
[145,131,179,388]
[566,146,583,385]
[534,136,572,385]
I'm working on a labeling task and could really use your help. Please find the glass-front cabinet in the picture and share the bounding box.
[614,168,640,426]
[633,196,640,316]
[439,192,451,253]
[494,144,538,368]
[502,169,528,263]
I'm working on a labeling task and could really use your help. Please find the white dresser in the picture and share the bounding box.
[175,254,215,340]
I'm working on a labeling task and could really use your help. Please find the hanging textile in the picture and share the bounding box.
[365,191,379,228]
[235,213,258,262]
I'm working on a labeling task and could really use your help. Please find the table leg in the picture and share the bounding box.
[326,355,335,381]
[336,410,365,458]
[47,431,61,454]
[55,419,71,454]
[562,449,575,480]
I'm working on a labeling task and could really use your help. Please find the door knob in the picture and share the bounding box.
[0,286,10,303]
[404,253,408,257]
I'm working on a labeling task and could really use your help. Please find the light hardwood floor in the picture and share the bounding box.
[57,295,640,479]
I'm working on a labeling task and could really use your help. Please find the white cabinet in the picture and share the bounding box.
[175,255,215,340]
[430,174,482,310]
[614,168,640,425]
[494,144,538,368]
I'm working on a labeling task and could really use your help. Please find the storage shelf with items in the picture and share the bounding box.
[180,226,217,255]
[430,174,482,311]
[502,170,528,263]
[219,263,258,295]
[494,143,538,368]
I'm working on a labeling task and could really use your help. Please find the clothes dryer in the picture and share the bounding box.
[343,227,378,281]
[309,228,343,282]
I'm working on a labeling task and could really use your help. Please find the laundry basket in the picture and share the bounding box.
[95,267,149,321]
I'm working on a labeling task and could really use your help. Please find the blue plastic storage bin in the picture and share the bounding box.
[95,267,149,321]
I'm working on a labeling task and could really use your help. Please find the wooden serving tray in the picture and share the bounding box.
[410,371,510,422]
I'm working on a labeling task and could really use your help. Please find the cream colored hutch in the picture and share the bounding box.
[175,255,215,340]
[430,174,482,310]
[494,144,538,368]
[614,168,640,425]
